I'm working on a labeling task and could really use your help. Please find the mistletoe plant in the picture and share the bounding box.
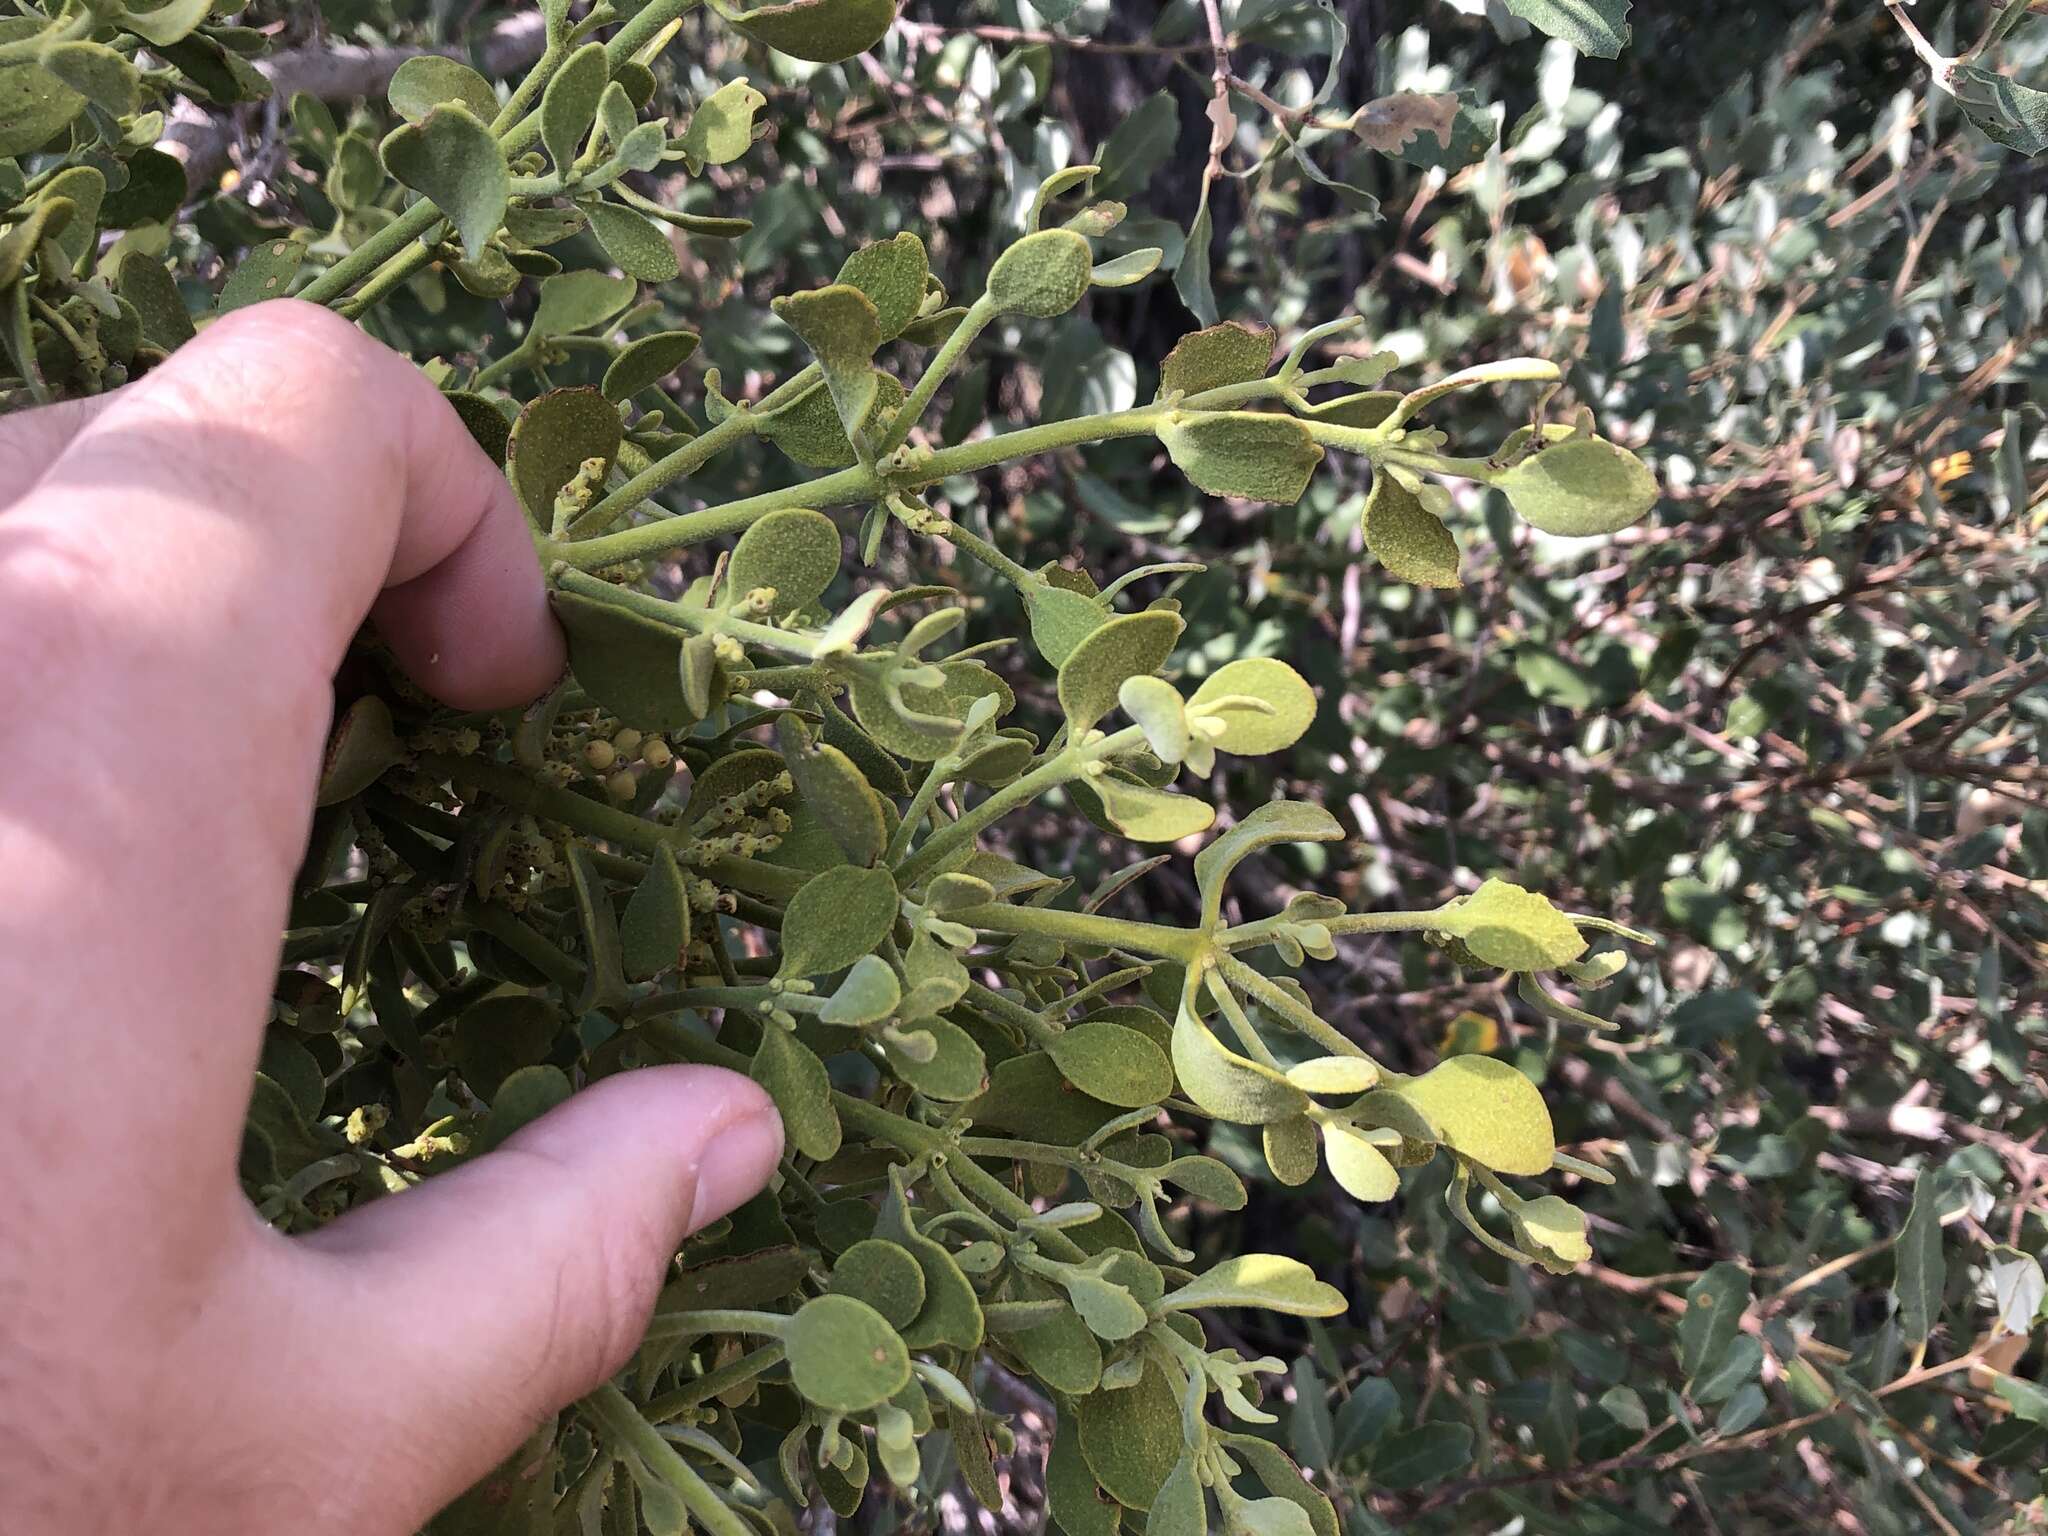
[2,2,1661,1532]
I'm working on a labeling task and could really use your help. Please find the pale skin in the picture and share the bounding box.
[0,301,784,1533]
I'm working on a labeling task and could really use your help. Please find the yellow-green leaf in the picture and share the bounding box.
[379,104,509,262]
[987,228,1094,318]
[778,864,899,977]
[1171,1003,1309,1125]
[1495,432,1657,537]
[1159,321,1274,398]
[1436,879,1587,973]
[724,0,899,63]
[1187,657,1317,756]
[1388,1055,1555,1176]
[783,1293,910,1412]
[1363,470,1461,589]
[1057,610,1184,734]
[1160,413,1323,504]
[1157,1253,1346,1317]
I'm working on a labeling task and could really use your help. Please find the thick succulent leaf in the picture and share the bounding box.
[1385,1055,1555,1175]
[1158,1253,1347,1317]
[1057,610,1184,734]
[1160,413,1322,504]
[987,228,1094,318]
[532,269,638,338]
[1046,1021,1174,1109]
[783,1293,910,1412]
[1087,774,1215,844]
[1187,657,1317,756]
[751,1022,842,1159]
[777,864,899,977]
[1323,1122,1400,1201]
[540,40,607,170]
[508,386,622,529]
[1364,471,1461,589]
[772,284,883,442]
[837,231,929,339]
[830,1239,927,1327]
[724,0,899,63]
[730,508,843,615]
[1495,432,1658,536]
[1192,799,1343,926]
[388,55,497,123]
[584,201,679,281]
[1436,879,1587,972]
[602,331,700,402]
[678,76,766,171]
[621,845,691,979]
[1074,1362,1182,1510]
[379,104,508,261]
[1171,1002,1310,1125]
[1158,321,1275,398]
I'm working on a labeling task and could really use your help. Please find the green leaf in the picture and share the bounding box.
[1385,1055,1555,1175]
[1496,433,1657,537]
[1176,196,1218,326]
[584,201,679,281]
[987,229,1094,318]
[532,269,639,338]
[1500,0,1632,57]
[388,55,497,123]
[1435,879,1586,972]
[1323,1122,1399,1202]
[819,954,901,1026]
[113,0,215,46]
[778,864,899,978]
[380,105,509,262]
[1058,1267,1149,1341]
[1993,1373,2048,1425]
[1599,1385,1649,1432]
[1096,89,1179,202]
[1373,1422,1473,1489]
[1091,249,1162,289]
[1677,1262,1752,1383]
[622,846,691,981]
[830,1239,927,1328]
[1193,799,1343,931]
[1159,1253,1346,1317]
[1159,321,1275,398]
[1119,675,1190,763]
[1692,1333,1763,1404]
[1147,1453,1205,1536]
[0,63,84,160]
[1087,774,1216,844]
[1171,1002,1310,1125]
[553,591,698,732]
[1024,583,1107,667]
[1954,65,2048,157]
[885,1015,988,1100]
[453,993,560,1100]
[1893,1168,1956,1346]
[783,1293,911,1412]
[315,695,403,807]
[100,146,188,229]
[1047,1022,1174,1109]
[483,1064,572,1149]
[602,331,700,402]
[541,40,608,170]
[679,76,767,172]
[1159,1152,1247,1209]
[1161,413,1323,504]
[1364,471,1461,589]
[723,0,899,63]
[729,508,843,616]
[773,284,883,443]
[1058,611,1184,734]
[837,231,929,340]
[751,1022,842,1159]
[509,386,622,530]
[1285,1057,1379,1095]
[1264,1116,1320,1186]
[779,726,886,867]
[566,843,628,1013]
[41,41,139,117]
[1075,1362,1182,1509]
[1187,657,1317,755]
[117,252,196,350]
[217,238,305,312]
[1511,1194,1593,1274]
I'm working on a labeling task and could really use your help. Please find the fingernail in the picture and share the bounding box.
[687,1107,784,1232]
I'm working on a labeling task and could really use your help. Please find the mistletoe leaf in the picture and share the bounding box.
[987,228,1094,318]
[784,1294,911,1412]
[1161,412,1322,504]
[725,0,899,63]
[1363,471,1461,589]
[1057,611,1184,734]
[1159,321,1275,398]
[1171,1002,1310,1125]
[778,864,899,978]
[379,104,508,261]
[388,55,497,123]
[1436,879,1587,972]
[622,846,691,981]
[1187,657,1317,756]
[772,284,883,443]
[837,231,929,340]
[1387,1055,1555,1176]
[1496,433,1657,536]
[751,1023,842,1159]
[1047,1021,1175,1109]
[730,508,843,615]
[1158,1253,1346,1317]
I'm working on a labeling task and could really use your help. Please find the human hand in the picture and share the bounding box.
[0,301,783,1533]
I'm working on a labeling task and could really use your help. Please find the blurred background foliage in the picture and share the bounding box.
[144,0,2046,1530]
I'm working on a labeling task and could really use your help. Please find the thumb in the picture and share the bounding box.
[275,1065,781,1528]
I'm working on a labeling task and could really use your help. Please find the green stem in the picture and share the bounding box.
[951,902,1202,963]
[1217,955,1373,1063]
[643,1343,786,1422]
[875,296,995,455]
[420,750,669,853]
[1320,907,1448,937]
[932,516,1035,586]
[641,1308,791,1341]
[562,365,823,541]
[963,978,1060,1046]
[580,1383,752,1536]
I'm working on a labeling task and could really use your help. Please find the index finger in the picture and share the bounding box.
[0,300,564,1238]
